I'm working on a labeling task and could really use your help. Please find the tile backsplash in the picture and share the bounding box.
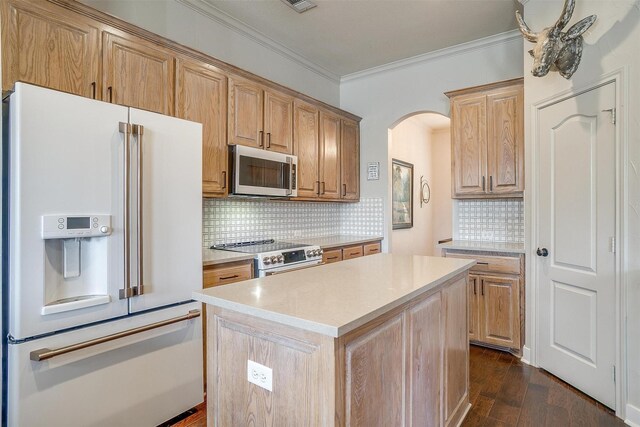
[454,199,524,243]
[203,198,384,248]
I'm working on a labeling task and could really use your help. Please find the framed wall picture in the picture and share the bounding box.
[392,159,413,229]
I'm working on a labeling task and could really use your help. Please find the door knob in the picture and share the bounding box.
[536,247,549,257]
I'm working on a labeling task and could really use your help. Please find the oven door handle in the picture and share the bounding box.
[264,262,325,276]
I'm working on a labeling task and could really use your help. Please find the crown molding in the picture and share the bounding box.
[341,29,523,83]
[177,0,340,83]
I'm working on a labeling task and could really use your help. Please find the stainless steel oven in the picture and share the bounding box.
[229,145,297,197]
[211,240,323,277]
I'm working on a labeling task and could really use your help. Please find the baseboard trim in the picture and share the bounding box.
[626,403,640,426]
[521,345,532,366]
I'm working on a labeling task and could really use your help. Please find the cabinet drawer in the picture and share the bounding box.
[445,253,520,275]
[323,249,343,264]
[363,242,381,256]
[343,245,364,260]
[203,261,253,287]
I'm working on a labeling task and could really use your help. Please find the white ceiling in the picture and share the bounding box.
[201,0,521,77]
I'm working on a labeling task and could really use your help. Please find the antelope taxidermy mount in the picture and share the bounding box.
[516,0,596,79]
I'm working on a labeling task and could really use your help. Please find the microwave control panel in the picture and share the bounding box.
[42,215,112,239]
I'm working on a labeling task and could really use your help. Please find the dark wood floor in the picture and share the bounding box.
[463,345,624,427]
[169,344,624,427]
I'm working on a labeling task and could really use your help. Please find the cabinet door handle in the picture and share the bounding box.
[477,262,489,265]
[482,176,486,191]
[267,132,271,148]
[316,181,320,196]
[473,280,477,295]
[489,175,493,192]
[220,274,239,281]
[481,280,485,296]
[221,171,227,189]
[321,181,325,195]
[342,183,347,197]
[259,131,264,147]
[327,256,338,260]
[90,82,96,99]
[107,86,113,103]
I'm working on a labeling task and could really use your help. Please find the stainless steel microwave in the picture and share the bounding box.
[229,145,297,197]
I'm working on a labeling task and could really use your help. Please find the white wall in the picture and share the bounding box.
[390,117,433,255]
[431,128,453,253]
[340,34,524,249]
[521,0,640,421]
[389,117,452,256]
[79,0,340,105]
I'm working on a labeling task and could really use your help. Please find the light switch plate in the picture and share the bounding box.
[247,360,273,391]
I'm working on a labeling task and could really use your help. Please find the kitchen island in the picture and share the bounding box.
[193,254,475,426]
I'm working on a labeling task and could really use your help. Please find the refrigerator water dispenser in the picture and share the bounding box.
[41,215,112,315]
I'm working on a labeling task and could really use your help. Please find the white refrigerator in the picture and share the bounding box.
[3,83,204,426]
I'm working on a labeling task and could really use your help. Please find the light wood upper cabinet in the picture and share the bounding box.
[228,76,293,153]
[1,0,100,98]
[341,119,360,200]
[451,94,487,196]
[319,110,341,199]
[176,58,228,197]
[447,78,523,198]
[264,89,293,154]
[228,76,263,148]
[103,31,175,115]
[486,85,524,195]
[293,100,320,198]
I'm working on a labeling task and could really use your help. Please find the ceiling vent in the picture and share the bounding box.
[281,0,316,13]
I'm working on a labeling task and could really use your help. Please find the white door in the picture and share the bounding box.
[8,83,130,339]
[127,109,202,313]
[537,82,616,408]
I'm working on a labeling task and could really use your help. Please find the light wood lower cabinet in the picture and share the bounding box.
[205,272,469,426]
[322,241,382,264]
[443,250,523,353]
[322,249,343,264]
[363,242,381,255]
[342,245,363,260]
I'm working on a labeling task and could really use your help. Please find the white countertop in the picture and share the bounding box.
[202,249,255,266]
[437,240,525,254]
[288,234,383,249]
[193,254,474,338]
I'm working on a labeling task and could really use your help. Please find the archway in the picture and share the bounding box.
[388,112,451,256]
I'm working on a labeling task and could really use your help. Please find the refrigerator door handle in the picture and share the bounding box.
[133,124,144,296]
[119,122,133,300]
[29,310,201,362]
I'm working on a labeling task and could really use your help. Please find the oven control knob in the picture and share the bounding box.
[306,250,313,257]
[263,257,271,265]
[314,249,321,257]
[277,255,284,263]
[318,249,323,256]
[270,256,278,264]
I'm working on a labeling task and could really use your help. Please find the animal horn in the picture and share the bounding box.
[554,0,576,30]
[515,11,538,42]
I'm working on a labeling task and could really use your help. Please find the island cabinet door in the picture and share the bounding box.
[343,313,404,426]
[444,277,470,426]
[406,292,443,427]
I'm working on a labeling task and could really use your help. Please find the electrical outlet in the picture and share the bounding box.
[247,360,273,391]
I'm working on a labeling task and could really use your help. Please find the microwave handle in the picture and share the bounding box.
[286,157,293,196]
